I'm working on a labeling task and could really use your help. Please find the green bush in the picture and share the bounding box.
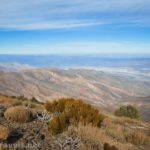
[115,105,140,119]
[46,98,104,134]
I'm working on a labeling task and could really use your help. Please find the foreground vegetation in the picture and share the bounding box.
[0,95,149,150]
[45,98,104,134]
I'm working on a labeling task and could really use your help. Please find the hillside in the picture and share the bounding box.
[0,68,150,121]
[0,95,149,150]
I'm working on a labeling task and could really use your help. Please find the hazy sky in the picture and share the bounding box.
[0,0,150,54]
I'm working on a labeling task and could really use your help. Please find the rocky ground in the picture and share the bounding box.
[0,105,104,150]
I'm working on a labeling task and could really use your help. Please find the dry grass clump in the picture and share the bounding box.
[113,117,142,127]
[11,101,22,106]
[0,95,19,106]
[103,116,150,148]
[0,126,10,141]
[75,124,139,150]
[0,95,44,111]
[125,130,150,145]
[105,128,125,142]
[103,115,142,128]
[4,106,34,123]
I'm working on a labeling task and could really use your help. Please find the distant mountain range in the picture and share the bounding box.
[0,63,150,121]
[0,54,150,70]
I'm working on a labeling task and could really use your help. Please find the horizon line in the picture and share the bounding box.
[0,53,150,57]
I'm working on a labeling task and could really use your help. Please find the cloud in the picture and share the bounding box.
[0,20,106,30]
[1,41,150,54]
[0,0,150,30]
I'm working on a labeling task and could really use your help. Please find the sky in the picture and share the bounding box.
[0,0,150,55]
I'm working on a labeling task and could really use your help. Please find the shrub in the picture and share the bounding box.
[115,105,140,119]
[4,106,34,123]
[0,126,10,141]
[46,98,104,134]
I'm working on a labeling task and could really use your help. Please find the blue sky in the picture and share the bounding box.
[0,0,150,54]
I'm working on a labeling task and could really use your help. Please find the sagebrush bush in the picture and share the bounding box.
[0,126,10,141]
[46,98,104,134]
[49,116,62,135]
[115,105,140,119]
[49,112,69,135]
[4,106,34,123]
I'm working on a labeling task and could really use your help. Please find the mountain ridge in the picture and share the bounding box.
[0,67,149,121]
